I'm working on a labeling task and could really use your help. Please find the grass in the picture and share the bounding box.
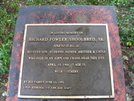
[0,5,14,74]
[0,0,134,82]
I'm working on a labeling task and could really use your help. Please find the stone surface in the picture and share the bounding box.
[6,5,125,101]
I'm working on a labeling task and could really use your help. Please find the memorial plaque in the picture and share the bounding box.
[18,24,114,99]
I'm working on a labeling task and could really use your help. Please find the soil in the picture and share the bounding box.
[0,47,134,101]
[122,46,134,100]
[0,74,8,101]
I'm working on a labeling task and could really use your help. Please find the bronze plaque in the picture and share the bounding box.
[18,24,114,99]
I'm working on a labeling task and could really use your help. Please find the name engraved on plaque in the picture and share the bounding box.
[18,24,114,99]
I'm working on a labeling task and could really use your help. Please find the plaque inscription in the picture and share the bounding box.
[18,24,114,99]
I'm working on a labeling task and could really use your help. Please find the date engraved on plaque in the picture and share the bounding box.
[18,24,114,99]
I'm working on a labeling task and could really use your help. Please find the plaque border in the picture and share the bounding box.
[18,24,114,99]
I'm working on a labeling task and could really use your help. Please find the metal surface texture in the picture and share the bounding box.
[18,24,114,98]
[6,6,126,101]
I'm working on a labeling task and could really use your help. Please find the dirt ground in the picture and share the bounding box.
[123,46,134,100]
[0,47,134,101]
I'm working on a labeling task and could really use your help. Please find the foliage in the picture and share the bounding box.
[129,64,134,70]
[0,5,14,74]
[118,6,134,46]
[130,51,134,57]
[0,78,4,85]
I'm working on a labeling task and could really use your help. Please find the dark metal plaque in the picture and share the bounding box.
[18,24,114,99]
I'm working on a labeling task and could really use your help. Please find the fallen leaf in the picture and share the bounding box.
[131,80,134,88]
[126,94,133,101]
[123,65,128,70]
[126,86,132,94]
[123,55,129,60]
[2,92,7,96]
[128,72,134,79]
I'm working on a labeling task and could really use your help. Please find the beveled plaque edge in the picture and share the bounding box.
[18,23,114,99]
[18,95,114,99]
